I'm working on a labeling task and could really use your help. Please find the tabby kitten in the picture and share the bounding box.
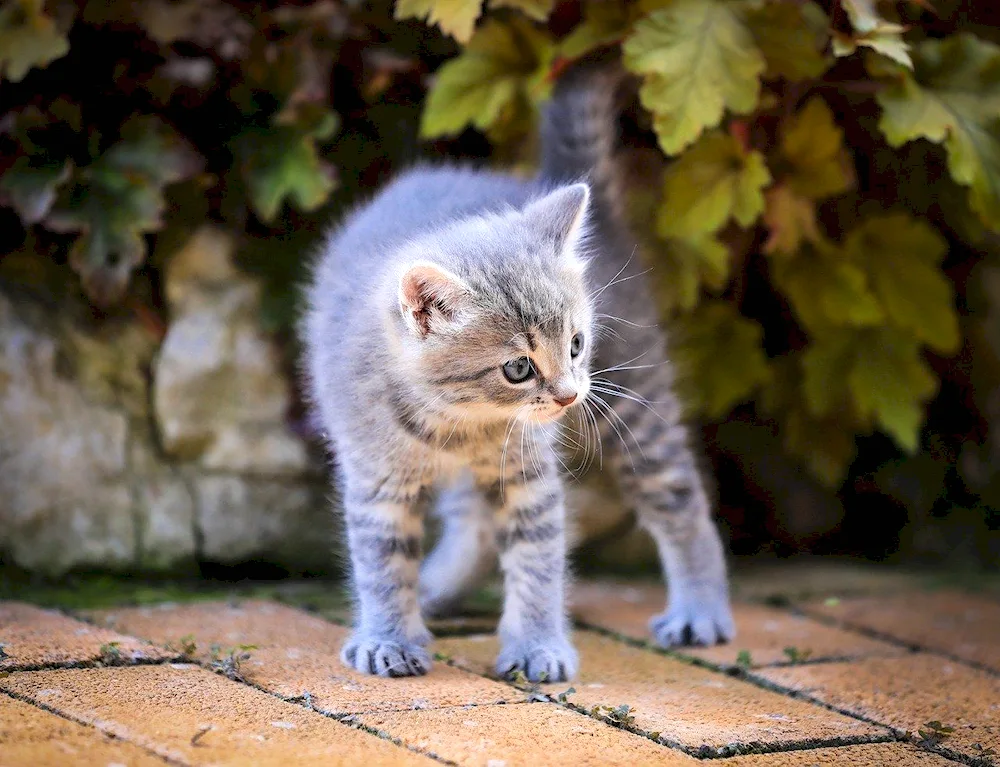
[301,62,733,681]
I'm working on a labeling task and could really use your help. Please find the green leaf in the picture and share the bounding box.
[770,239,883,334]
[834,0,912,68]
[844,214,958,354]
[780,97,855,200]
[0,0,70,82]
[559,1,631,60]
[488,0,554,22]
[624,0,765,154]
[45,117,201,305]
[674,300,771,418]
[658,131,771,239]
[744,1,831,81]
[394,0,482,43]
[653,235,731,312]
[871,34,1000,229]
[420,17,554,139]
[849,328,938,452]
[0,157,72,225]
[233,110,339,223]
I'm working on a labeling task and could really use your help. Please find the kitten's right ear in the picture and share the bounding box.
[399,261,472,337]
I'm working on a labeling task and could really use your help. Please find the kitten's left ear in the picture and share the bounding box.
[399,261,473,338]
[524,183,591,251]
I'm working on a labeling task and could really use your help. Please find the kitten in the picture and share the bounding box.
[301,61,734,682]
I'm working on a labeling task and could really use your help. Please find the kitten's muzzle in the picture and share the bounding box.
[554,393,578,407]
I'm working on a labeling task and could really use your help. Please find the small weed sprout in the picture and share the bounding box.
[556,686,576,703]
[432,651,452,662]
[167,634,197,659]
[208,643,258,682]
[917,720,955,746]
[98,641,122,664]
[508,669,549,702]
[782,646,813,664]
[735,650,753,669]
[591,703,637,728]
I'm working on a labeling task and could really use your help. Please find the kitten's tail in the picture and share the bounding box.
[539,57,630,223]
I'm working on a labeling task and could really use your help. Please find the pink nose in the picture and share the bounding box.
[554,393,577,407]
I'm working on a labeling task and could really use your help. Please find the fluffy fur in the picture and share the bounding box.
[301,61,734,682]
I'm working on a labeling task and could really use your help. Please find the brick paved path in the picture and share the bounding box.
[1,565,998,766]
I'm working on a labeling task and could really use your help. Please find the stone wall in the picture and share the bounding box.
[0,227,332,576]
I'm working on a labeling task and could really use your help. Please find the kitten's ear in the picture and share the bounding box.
[399,261,472,337]
[524,183,591,251]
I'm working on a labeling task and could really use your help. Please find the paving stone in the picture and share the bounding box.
[757,654,1000,758]
[358,700,698,766]
[0,665,432,766]
[0,602,171,671]
[0,694,167,767]
[724,742,956,765]
[90,600,518,714]
[435,632,885,753]
[806,591,1000,671]
[571,583,902,668]
[730,562,926,602]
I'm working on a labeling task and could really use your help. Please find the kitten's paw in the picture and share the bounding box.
[496,636,578,682]
[340,635,432,677]
[649,595,735,648]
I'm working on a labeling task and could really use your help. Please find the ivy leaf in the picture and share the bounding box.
[871,34,1000,228]
[674,300,771,418]
[394,0,482,44]
[658,131,771,239]
[849,328,938,452]
[744,1,831,81]
[0,0,70,82]
[488,0,554,22]
[623,0,764,154]
[780,97,855,200]
[770,239,883,334]
[559,1,631,60]
[844,214,958,354]
[232,108,339,223]
[421,17,554,139]
[834,0,912,68]
[0,157,72,225]
[762,185,820,256]
[654,235,731,312]
[45,117,202,306]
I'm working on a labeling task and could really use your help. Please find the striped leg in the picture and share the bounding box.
[604,375,735,647]
[339,475,433,677]
[492,460,578,682]
[420,472,498,618]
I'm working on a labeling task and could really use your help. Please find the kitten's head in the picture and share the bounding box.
[394,183,594,425]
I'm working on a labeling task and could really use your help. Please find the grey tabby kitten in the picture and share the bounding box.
[301,62,733,682]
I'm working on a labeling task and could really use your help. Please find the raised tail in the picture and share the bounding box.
[539,59,628,222]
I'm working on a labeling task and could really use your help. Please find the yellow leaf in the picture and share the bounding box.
[395,0,483,43]
[657,131,772,239]
[623,0,764,154]
[744,1,831,81]
[835,0,912,68]
[653,235,731,312]
[488,0,554,22]
[780,97,855,200]
[0,0,70,82]
[762,185,820,256]
[559,1,631,60]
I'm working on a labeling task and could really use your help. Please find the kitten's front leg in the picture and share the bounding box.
[492,463,577,683]
[340,478,432,677]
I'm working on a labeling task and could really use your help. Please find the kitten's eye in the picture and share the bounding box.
[570,332,584,358]
[502,357,536,384]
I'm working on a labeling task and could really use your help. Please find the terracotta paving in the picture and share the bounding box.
[0,566,998,766]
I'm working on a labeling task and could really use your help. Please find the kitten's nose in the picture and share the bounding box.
[554,392,578,407]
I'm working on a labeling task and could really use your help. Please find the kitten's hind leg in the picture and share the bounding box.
[419,473,498,618]
[601,376,735,648]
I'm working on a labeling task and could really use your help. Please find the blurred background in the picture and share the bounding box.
[1,0,998,589]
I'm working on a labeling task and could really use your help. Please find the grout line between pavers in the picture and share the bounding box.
[0,686,183,767]
[790,604,1000,679]
[573,621,999,765]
